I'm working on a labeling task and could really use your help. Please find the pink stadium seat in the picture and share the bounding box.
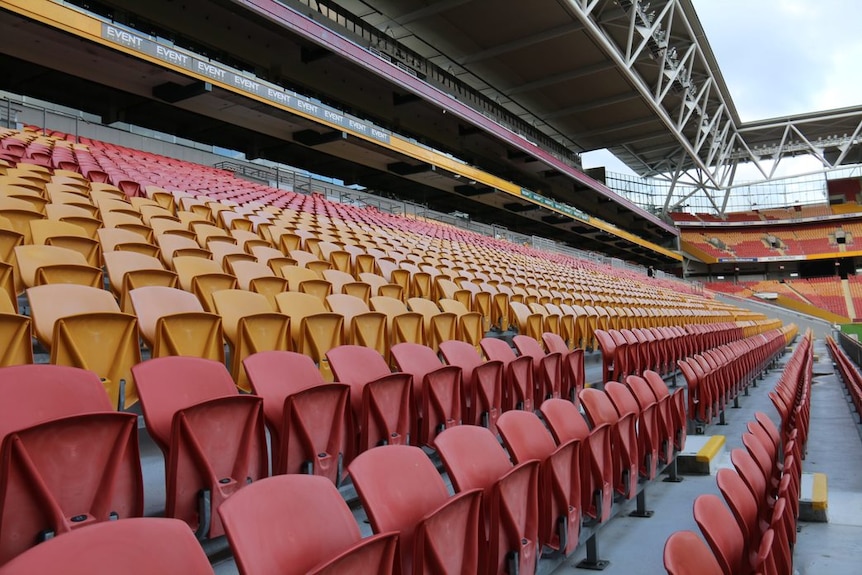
[479,337,532,413]
[542,332,585,404]
[348,444,482,575]
[218,475,399,575]
[243,351,350,483]
[435,425,540,575]
[0,365,142,565]
[131,356,267,539]
[440,339,504,432]
[581,387,639,500]
[663,530,724,575]
[514,333,561,401]
[326,345,412,453]
[390,342,462,446]
[541,398,613,523]
[496,410,581,555]
[0,518,214,575]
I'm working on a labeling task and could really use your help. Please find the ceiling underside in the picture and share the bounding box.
[328,0,862,181]
[0,1,678,263]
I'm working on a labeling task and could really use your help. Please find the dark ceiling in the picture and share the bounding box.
[0,0,681,264]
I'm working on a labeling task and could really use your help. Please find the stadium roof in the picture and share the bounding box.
[333,0,862,188]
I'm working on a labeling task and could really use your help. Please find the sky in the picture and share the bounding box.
[581,0,862,179]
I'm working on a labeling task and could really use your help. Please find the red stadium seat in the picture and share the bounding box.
[348,444,482,575]
[0,518,214,575]
[440,339,504,432]
[390,342,462,446]
[496,410,581,555]
[0,365,142,565]
[580,387,639,500]
[663,530,724,575]
[542,332,585,404]
[479,337,532,414]
[435,425,540,575]
[326,345,413,453]
[243,350,350,483]
[218,475,399,575]
[540,398,613,523]
[607,380,658,480]
[513,334,562,404]
[132,356,267,538]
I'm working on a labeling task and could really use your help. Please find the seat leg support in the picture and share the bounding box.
[576,533,609,570]
[663,457,683,483]
[629,488,654,518]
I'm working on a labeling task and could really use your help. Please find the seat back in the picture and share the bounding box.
[440,339,503,432]
[218,475,398,575]
[276,291,343,380]
[541,398,613,523]
[693,494,746,575]
[327,345,412,452]
[212,289,291,392]
[326,293,387,357]
[481,337,533,413]
[0,289,31,366]
[0,365,142,564]
[132,357,267,538]
[349,445,479,575]
[243,350,347,477]
[513,334,562,403]
[26,284,141,408]
[663,530,724,575]
[497,410,581,554]
[14,244,101,288]
[173,256,237,312]
[434,425,540,575]
[0,518,214,575]
[130,286,224,362]
[716,468,761,557]
[391,342,462,446]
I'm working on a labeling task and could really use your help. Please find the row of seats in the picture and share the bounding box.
[0,330,578,564]
[680,223,854,261]
[0,127,751,313]
[677,326,795,427]
[217,366,689,575]
[664,331,812,574]
[595,323,742,384]
[0,320,697,571]
[825,335,862,421]
[0,148,773,407]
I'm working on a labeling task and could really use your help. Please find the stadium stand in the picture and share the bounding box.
[2,1,860,571]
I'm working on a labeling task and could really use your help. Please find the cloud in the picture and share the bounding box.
[691,0,862,120]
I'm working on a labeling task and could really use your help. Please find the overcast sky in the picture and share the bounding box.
[582,0,862,176]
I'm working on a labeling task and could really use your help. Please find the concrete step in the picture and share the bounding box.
[676,434,726,475]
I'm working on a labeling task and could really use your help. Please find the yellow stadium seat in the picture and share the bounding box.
[104,251,179,313]
[369,295,424,348]
[27,283,141,408]
[0,289,32,366]
[14,245,102,289]
[130,285,225,363]
[30,219,101,268]
[275,291,344,381]
[212,289,291,392]
[326,293,388,358]
[172,255,238,312]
